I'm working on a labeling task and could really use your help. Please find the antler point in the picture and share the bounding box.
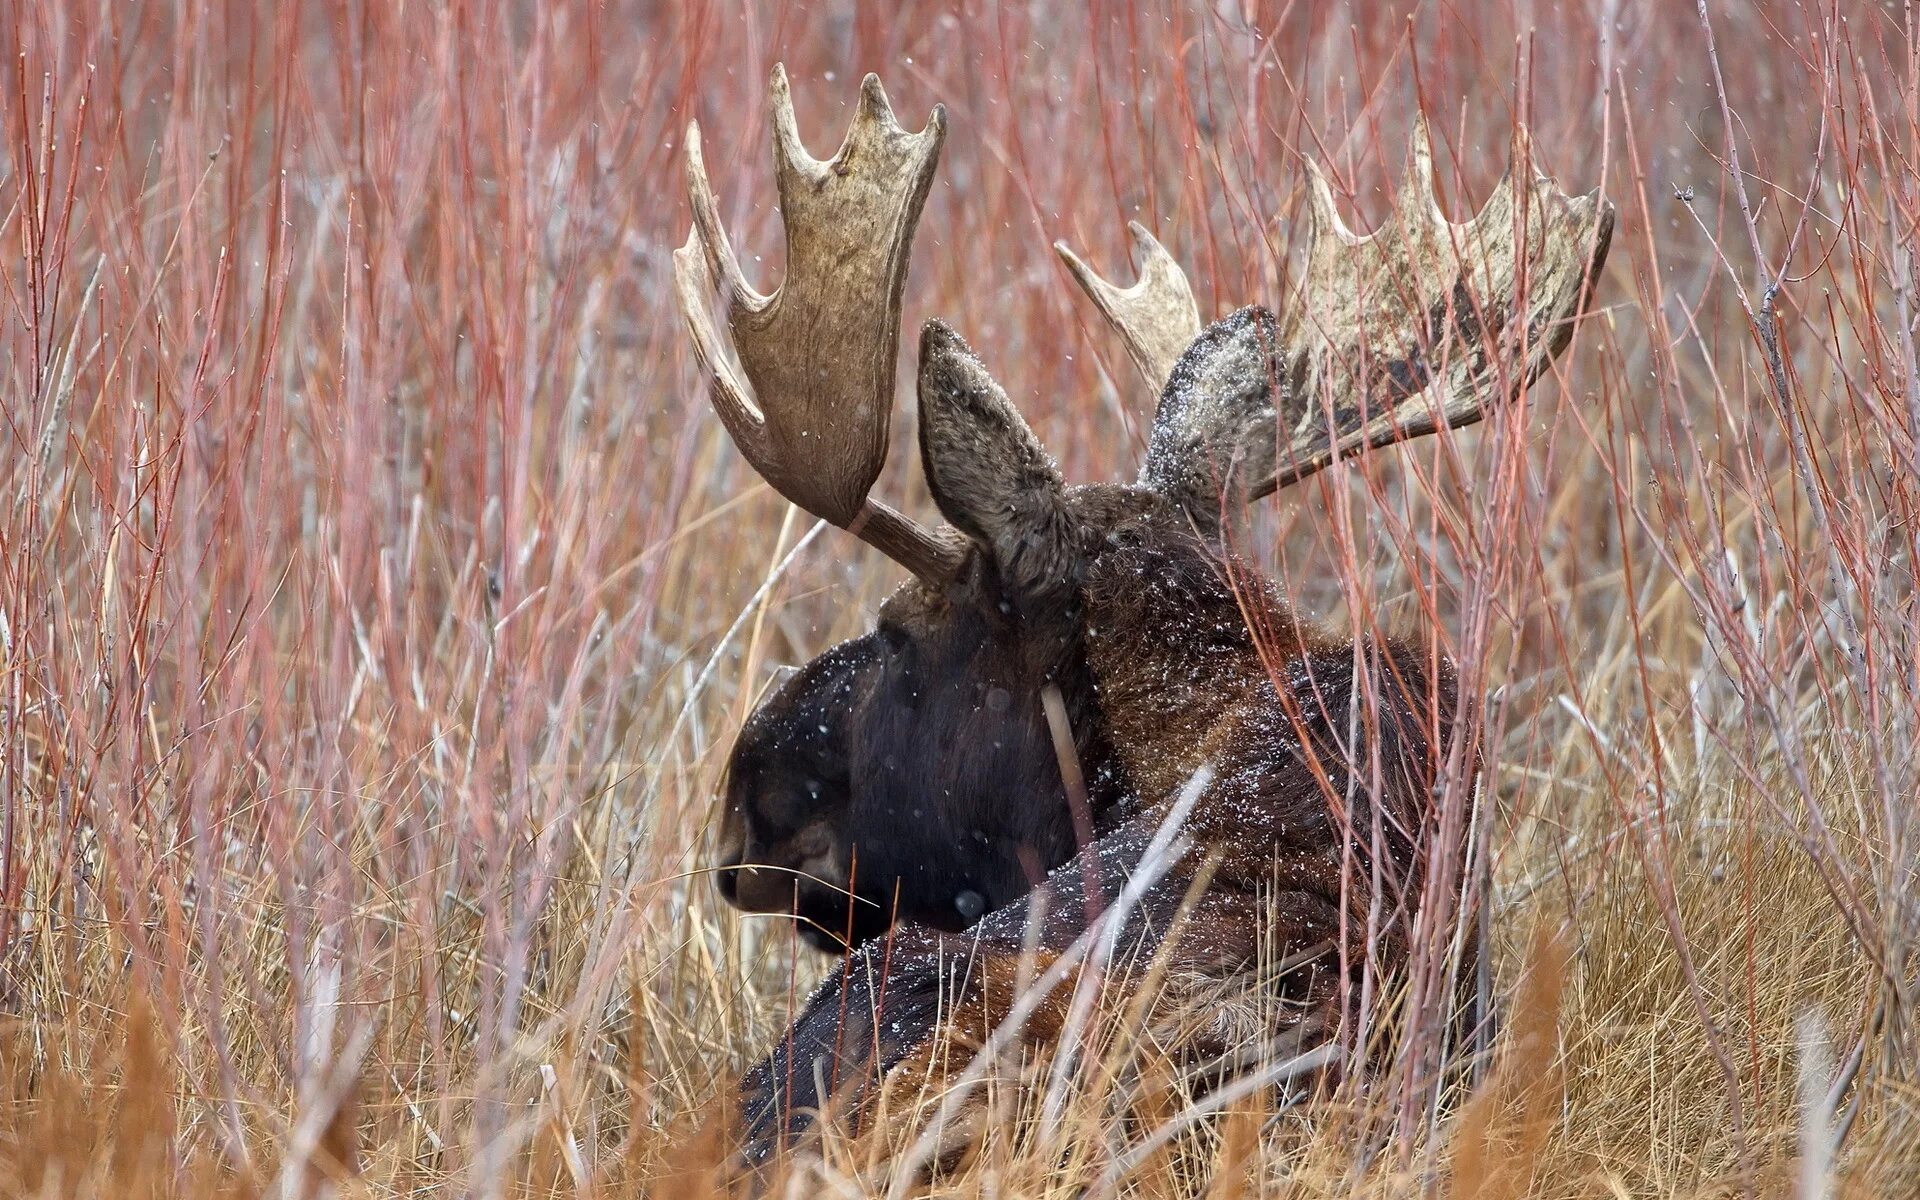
[1403,117,1445,228]
[1409,121,1434,175]
[1125,221,1159,263]
[1509,123,1537,175]
[768,64,797,128]
[856,72,898,125]
[1305,160,1361,246]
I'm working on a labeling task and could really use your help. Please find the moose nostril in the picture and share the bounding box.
[715,859,741,904]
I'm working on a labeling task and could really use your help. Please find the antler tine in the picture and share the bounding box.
[1055,222,1203,395]
[675,124,768,457]
[672,65,966,584]
[1302,159,1365,249]
[1397,113,1448,228]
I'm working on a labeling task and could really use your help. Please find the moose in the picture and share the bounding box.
[674,66,1612,1169]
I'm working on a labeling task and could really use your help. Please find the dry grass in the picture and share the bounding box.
[2,0,1917,1195]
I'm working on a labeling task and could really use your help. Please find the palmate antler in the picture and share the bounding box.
[673,66,966,584]
[1058,118,1614,506]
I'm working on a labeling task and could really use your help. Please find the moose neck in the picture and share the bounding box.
[1075,509,1315,806]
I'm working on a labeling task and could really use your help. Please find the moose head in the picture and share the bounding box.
[676,66,1611,952]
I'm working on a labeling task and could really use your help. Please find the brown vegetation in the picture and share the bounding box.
[2,1,1916,1195]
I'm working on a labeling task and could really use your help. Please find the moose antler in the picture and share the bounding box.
[1055,222,1202,395]
[1265,118,1613,493]
[1061,117,1613,504]
[673,66,966,584]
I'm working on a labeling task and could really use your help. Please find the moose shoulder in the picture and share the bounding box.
[673,66,1612,1169]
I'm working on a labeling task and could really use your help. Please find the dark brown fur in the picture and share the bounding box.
[717,314,1470,1168]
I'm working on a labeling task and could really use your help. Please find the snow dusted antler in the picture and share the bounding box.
[1059,117,1614,514]
[673,65,966,584]
[1264,118,1614,491]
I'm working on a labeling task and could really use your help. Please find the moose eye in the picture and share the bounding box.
[755,773,832,832]
[954,889,986,922]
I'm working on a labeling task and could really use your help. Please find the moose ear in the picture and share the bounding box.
[917,320,1077,599]
[1140,306,1288,536]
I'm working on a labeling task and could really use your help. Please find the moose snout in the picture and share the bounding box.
[713,851,799,915]
[713,850,783,911]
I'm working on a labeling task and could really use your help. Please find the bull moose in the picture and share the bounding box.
[673,65,1611,1169]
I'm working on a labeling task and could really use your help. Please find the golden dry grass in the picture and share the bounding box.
[2,1,1917,1196]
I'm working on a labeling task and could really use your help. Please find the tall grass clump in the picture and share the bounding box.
[2,1,1916,1195]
